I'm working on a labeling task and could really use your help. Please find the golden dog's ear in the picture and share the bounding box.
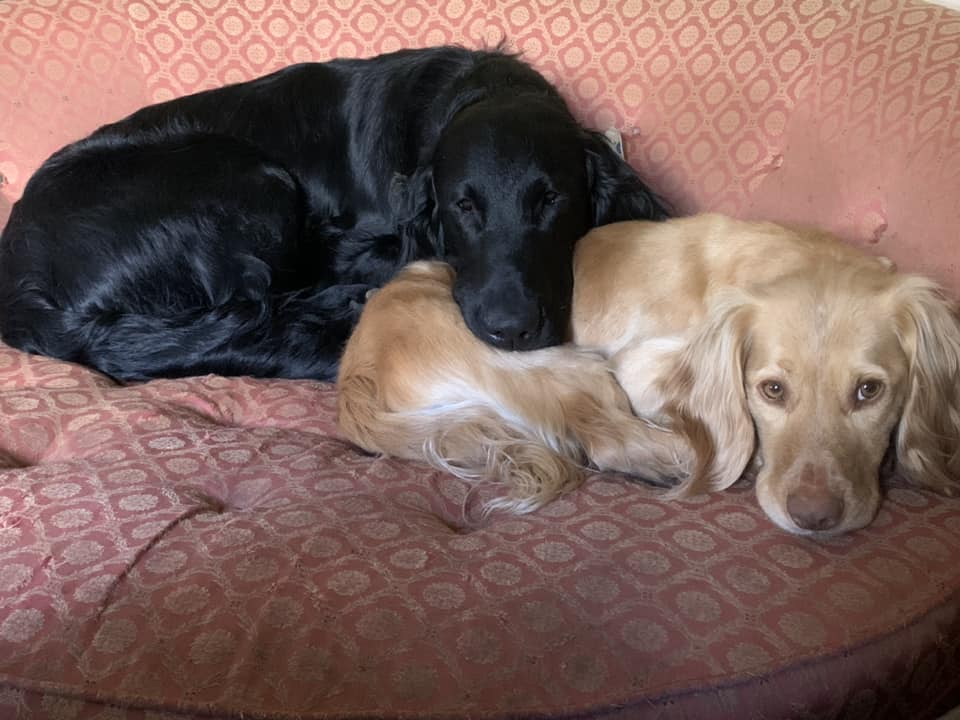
[659,290,756,495]
[893,276,960,496]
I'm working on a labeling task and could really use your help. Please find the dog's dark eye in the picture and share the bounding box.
[543,190,559,205]
[855,380,884,404]
[456,198,475,213]
[759,380,786,403]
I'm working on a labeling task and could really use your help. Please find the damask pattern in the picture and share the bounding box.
[2,1,960,718]
[2,343,960,717]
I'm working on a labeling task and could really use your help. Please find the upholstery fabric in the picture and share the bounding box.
[2,347,960,718]
[1,1,960,718]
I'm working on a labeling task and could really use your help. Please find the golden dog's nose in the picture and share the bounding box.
[786,463,844,532]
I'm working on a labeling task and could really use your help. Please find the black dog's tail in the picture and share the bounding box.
[0,284,371,382]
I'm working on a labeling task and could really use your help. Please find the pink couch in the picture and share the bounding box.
[1,1,959,718]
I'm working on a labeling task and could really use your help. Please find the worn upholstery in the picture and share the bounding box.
[1,1,960,718]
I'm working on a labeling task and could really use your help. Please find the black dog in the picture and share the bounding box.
[0,46,667,382]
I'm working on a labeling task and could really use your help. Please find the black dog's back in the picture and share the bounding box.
[99,47,487,205]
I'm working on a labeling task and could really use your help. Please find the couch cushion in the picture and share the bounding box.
[2,349,960,718]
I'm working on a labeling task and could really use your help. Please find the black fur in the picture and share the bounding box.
[0,46,668,382]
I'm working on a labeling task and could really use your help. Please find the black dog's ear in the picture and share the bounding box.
[583,130,671,224]
[390,166,441,259]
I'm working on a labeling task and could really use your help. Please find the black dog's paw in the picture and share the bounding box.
[308,282,375,317]
[341,283,377,319]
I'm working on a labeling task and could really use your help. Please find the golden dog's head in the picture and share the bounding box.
[666,251,960,536]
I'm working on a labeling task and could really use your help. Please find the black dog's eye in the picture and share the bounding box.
[456,198,475,213]
[543,190,559,205]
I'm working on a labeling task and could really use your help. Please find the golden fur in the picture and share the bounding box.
[337,214,960,534]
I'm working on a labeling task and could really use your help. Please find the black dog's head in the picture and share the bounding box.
[395,91,668,352]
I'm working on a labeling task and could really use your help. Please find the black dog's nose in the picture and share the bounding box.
[477,301,544,351]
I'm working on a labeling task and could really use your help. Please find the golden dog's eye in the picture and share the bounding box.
[760,380,786,403]
[856,380,884,404]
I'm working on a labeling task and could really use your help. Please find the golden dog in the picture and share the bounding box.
[337,214,960,535]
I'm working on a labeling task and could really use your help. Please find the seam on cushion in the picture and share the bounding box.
[95,499,225,619]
